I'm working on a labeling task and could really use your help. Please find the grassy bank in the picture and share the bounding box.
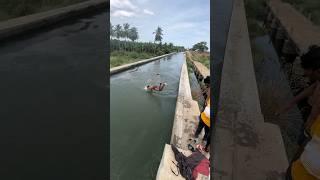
[110,51,158,68]
[189,51,210,69]
[244,0,266,39]
[0,0,88,21]
[283,0,320,25]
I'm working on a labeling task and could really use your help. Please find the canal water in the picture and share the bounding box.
[110,53,185,179]
[0,12,108,179]
[252,35,304,160]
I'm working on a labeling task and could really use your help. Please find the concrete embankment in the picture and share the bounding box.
[156,54,209,179]
[110,52,176,75]
[186,51,210,82]
[213,0,288,179]
[0,0,107,41]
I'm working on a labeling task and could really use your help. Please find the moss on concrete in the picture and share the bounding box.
[0,0,88,21]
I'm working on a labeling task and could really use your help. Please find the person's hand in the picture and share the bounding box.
[304,118,314,136]
[275,102,294,116]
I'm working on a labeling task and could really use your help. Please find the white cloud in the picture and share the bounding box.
[167,22,195,31]
[143,9,154,15]
[137,0,149,3]
[112,10,136,17]
[110,0,137,10]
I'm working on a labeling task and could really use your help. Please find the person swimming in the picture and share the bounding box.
[146,82,167,91]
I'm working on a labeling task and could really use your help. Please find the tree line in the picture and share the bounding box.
[110,22,185,54]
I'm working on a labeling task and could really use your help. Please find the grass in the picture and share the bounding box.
[244,0,267,39]
[0,0,88,21]
[283,0,320,25]
[110,51,157,68]
[189,52,210,69]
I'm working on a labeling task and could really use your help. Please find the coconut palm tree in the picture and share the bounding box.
[122,23,130,50]
[110,22,115,39]
[115,24,122,40]
[153,26,163,44]
[128,27,138,42]
[115,24,123,50]
[123,23,130,41]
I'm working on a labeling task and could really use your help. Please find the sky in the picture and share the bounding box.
[110,0,210,49]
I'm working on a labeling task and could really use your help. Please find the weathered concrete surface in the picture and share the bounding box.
[156,144,192,180]
[110,52,176,75]
[0,0,107,41]
[268,0,320,52]
[213,0,288,179]
[169,60,202,150]
[157,56,209,180]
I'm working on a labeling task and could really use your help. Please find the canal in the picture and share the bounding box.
[0,12,108,179]
[110,53,185,179]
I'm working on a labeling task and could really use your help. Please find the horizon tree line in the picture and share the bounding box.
[110,22,184,54]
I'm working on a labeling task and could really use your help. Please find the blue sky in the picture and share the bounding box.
[110,0,210,49]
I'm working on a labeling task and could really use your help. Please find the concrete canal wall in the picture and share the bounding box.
[0,0,107,41]
[213,0,288,179]
[110,52,176,75]
[156,54,209,179]
[264,0,320,94]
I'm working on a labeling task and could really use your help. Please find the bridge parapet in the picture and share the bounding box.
[213,0,288,179]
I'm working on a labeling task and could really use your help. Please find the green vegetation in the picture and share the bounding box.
[244,0,266,39]
[0,0,88,21]
[283,0,320,25]
[192,41,209,52]
[190,51,210,69]
[110,51,155,68]
[110,23,184,67]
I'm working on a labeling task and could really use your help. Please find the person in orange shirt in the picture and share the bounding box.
[194,89,210,152]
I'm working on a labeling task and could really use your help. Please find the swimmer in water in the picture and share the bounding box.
[146,82,167,91]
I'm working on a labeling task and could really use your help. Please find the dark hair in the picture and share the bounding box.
[204,76,210,84]
[301,45,320,70]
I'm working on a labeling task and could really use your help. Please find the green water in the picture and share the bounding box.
[110,53,185,180]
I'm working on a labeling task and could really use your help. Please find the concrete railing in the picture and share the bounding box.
[156,54,208,179]
[0,0,107,41]
[169,59,200,149]
[212,0,288,179]
[110,52,176,75]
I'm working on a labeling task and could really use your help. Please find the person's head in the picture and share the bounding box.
[300,45,320,82]
[147,85,150,88]
[204,76,210,87]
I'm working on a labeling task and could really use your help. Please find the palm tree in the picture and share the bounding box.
[123,23,130,41]
[115,24,122,50]
[128,27,139,42]
[153,26,163,44]
[123,23,130,50]
[110,22,115,39]
[115,24,122,40]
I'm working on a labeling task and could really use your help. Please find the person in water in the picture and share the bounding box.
[146,82,167,91]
